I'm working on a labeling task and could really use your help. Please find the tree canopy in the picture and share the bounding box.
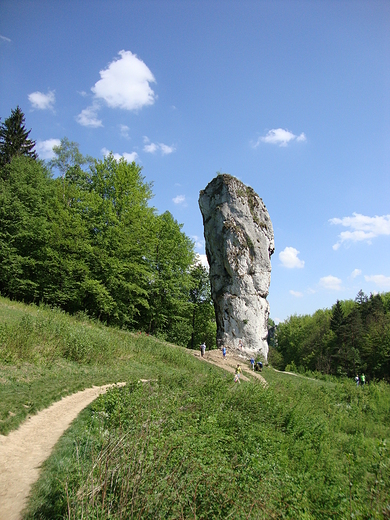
[0,106,37,170]
[0,119,217,348]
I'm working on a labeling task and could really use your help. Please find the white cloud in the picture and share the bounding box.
[194,254,209,269]
[319,275,342,291]
[192,235,205,250]
[144,142,158,153]
[330,213,390,250]
[351,269,362,279]
[364,275,390,289]
[0,35,11,42]
[36,138,61,159]
[101,147,138,162]
[119,124,130,138]
[159,143,175,155]
[290,290,303,298]
[279,247,305,268]
[252,128,307,148]
[143,136,175,155]
[173,195,186,205]
[28,90,55,110]
[76,103,103,127]
[92,50,156,111]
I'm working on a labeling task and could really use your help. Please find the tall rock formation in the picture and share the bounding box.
[199,174,274,359]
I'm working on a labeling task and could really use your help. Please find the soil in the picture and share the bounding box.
[0,350,266,520]
[0,383,125,520]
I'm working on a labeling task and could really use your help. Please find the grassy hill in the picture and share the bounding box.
[0,296,389,519]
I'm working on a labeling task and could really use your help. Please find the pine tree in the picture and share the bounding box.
[0,106,37,169]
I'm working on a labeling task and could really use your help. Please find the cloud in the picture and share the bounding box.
[330,213,390,250]
[92,50,156,111]
[319,275,342,291]
[192,235,205,250]
[143,136,175,155]
[76,103,103,127]
[36,138,61,160]
[0,35,11,42]
[119,124,130,138]
[364,275,390,289]
[279,247,305,268]
[173,195,186,205]
[101,147,138,162]
[252,128,307,148]
[194,254,209,269]
[351,269,362,279]
[290,290,303,298]
[28,90,55,110]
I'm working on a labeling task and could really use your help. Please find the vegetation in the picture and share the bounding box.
[0,298,389,519]
[270,290,390,381]
[0,107,216,349]
[0,106,37,168]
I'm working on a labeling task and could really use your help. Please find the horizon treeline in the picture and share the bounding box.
[269,290,390,381]
[0,107,216,348]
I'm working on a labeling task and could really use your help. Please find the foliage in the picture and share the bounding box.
[0,125,216,344]
[273,291,390,381]
[0,106,37,170]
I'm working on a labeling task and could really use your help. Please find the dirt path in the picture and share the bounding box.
[0,383,125,520]
[191,349,268,386]
[0,350,266,520]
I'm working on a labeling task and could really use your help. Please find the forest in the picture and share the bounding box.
[0,107,216,349]
[269,290,390,382]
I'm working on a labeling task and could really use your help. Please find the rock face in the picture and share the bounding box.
[199,174,274,359]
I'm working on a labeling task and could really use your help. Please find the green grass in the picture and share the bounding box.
[0,296,389,519]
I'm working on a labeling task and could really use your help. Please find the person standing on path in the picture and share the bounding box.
[200,342,206,357]
[238,339,243,350]
[235,364,242,383]
[222,346,226,359]
[250,357,255,371]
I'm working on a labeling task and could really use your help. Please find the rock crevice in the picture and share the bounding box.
[199,174,274,359]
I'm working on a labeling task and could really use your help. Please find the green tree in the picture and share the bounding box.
[48,137,92,178]
[144,211,195,344]
[0,156,52,301]
[0,107,37,170]
[188,263,216,349]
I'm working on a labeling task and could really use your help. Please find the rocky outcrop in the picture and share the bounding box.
[199,174,274,359]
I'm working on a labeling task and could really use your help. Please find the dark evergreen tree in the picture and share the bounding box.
[330,300,344,335]
[0,107,37,170]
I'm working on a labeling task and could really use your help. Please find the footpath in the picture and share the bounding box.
[191,348,268,386]
[0,383,125,520]
[0,349,266,520]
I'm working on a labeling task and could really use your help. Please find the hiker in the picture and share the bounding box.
[200,342,206,357]
[255,361,263,372]
[235,364,242,383]
[222,346,227,359]
[250,357,255,371]
[361,373,366,386]
[355,374,359,386]
[238,339,243,350]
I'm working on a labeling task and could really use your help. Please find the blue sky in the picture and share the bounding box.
[1,0,389,322]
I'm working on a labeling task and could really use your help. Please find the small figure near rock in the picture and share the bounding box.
[250,357,255,371]
[238,339,243,350]
[234,364,242,383]
[255,361,263,372]
[222,346,227,359]
[200,342,206,358]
